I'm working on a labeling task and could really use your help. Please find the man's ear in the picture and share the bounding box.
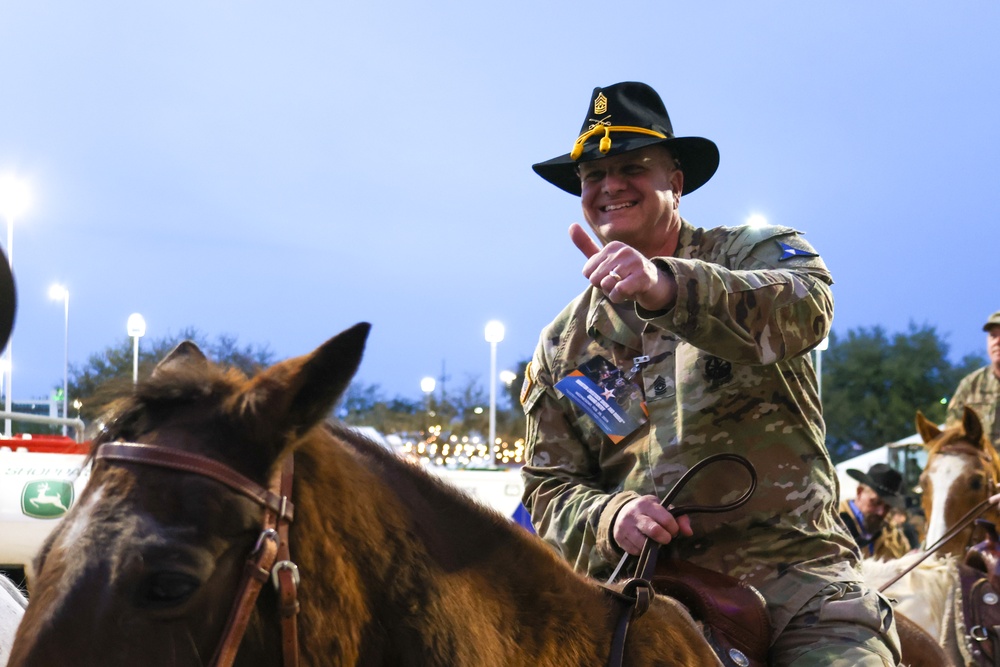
[671,168,684,201]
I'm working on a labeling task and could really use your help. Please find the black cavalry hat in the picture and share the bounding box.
[847,463,906,508]
[532,81,719,197]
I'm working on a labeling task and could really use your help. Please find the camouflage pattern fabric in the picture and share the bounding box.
[946,366,1000,446]
[522,219,866,639]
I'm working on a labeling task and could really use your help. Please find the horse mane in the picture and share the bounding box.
[318,420,554,568]
[95,357,543,566]
[96,361,246,433]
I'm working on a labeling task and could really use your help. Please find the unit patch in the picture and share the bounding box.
[777,241,819,261]
[704,356,733,389]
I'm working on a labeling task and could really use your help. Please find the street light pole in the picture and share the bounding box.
[127,313,146,384]
[484,320,505,456]
[49,285,70,435]
[420,376,436,429]
[0,175,30,438]
[3,218,9,438]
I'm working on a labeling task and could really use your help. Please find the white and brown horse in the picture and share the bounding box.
[863,407,1000,666]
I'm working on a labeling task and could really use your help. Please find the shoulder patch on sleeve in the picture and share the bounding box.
[519,361,535,407]
[777,240,820,261]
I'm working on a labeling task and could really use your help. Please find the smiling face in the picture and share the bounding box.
[578,145,684,258]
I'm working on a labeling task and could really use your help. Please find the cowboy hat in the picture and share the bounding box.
[532,81,719,197]
[847,463,906,508]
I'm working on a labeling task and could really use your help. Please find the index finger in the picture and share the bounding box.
[569,223,601,259]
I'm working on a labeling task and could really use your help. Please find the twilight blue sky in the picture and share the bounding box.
[0,2,997,407]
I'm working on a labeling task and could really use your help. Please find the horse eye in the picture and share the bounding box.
[138,572,201,607]
[970,478,983,492]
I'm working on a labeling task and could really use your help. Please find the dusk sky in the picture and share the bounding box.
[0,2,996,412]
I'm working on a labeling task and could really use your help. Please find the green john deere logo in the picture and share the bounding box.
[21,480,75,519]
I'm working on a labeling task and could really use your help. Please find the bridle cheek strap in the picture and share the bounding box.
[275,459,299,667]
[210,457,297,667]
[94,443,299,667]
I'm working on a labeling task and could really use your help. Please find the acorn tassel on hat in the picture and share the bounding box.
[532,81,719,196]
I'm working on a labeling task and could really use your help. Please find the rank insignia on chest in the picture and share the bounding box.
[777,241,819,261]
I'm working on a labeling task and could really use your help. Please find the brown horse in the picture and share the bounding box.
[7,323,722,667]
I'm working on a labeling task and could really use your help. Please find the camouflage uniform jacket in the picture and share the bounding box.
[946,365,1000,446]
[521,219,862,637]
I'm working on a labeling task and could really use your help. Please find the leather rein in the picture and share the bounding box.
[601,452,758,667]
[95,442,300,667]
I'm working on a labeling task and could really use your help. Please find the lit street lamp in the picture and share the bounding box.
[127,313,146,384]
[420,376,436,416]
[484,320,505,454]
[0,174,30,437]
[49,284,70,435]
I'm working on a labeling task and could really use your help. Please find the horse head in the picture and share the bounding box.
[8,323,370,666]
[918,406,1000,556]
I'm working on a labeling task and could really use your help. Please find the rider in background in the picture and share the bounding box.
[839,463,911,560]
[520,81,899,666]
[947,310,1000,446]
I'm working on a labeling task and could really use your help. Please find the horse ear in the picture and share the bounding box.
[240,323,371,443]
[964,406,985,446]
[152,341,209,378]
[915,410,942,445]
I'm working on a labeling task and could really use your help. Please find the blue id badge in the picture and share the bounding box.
[555,355,648,444]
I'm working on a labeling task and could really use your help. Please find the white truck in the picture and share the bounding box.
[0,436,90,577]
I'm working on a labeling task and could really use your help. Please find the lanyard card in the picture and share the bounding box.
[555,355,647,444]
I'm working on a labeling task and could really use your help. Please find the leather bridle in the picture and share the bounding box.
[95,442,300,667]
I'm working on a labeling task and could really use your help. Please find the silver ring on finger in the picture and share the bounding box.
[609,268,622,281]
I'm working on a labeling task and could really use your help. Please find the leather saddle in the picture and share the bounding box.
[652,559,771,667]
[960,520,1000,666]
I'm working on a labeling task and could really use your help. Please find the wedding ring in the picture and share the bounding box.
[609,269,622,281]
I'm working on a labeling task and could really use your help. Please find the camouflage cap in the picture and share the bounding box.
[983,310,1000,332]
